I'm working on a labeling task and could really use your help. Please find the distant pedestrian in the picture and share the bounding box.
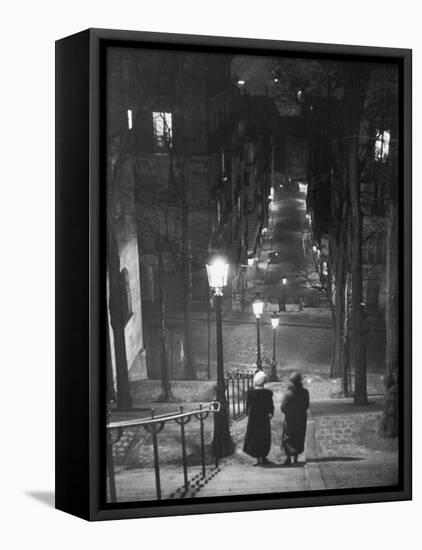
[298,294,304,311]
[243,371,274,466]
[280,372,309,465]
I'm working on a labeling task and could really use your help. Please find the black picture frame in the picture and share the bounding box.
[55,28,412,521]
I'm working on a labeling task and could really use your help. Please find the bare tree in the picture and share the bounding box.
[106,134,134,410]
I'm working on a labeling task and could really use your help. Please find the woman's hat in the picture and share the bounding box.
[253,371,266,387]
[289,372,302,384]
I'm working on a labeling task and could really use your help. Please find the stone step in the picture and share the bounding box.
[193,462,308,498]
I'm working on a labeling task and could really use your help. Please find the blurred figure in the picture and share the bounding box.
[281,372,309,465]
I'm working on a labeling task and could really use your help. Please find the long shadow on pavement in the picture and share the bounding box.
[307,457,364,463]
[261,462,305,469]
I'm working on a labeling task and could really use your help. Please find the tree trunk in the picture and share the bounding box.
[329,308,336,378]
[157,250,174,401]
[342,64,368,406]
[106,319,116,402]
[331,250,345,378]
[383,177,399,436]
[181,178,197,379]
[349,139,367,405]
[329,138,349,382]
[342,275,350,396]
[107,219,132,411]
[207,291,212,379]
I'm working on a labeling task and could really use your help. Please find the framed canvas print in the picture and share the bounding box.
[55,28,412,521]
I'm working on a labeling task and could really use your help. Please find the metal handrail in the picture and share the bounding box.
[107,401,220,429]
[107,401,221,503]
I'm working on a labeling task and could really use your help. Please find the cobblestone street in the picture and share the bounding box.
[164,187,386,378]
[192,318,332,375]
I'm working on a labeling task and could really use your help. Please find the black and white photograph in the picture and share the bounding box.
[4,0,421,545]
[105,43,405,504]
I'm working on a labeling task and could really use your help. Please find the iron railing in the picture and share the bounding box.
[107,401,220,502]
[225,364,276,419]
[225,370,254,419]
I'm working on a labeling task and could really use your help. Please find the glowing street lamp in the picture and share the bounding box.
[252,293,264,318]
[269,313,279,382]
[270,313,280,330]
[253,294,264,370]
[279,276,287,312]
[127,109,133,130]
[206,257,229,296]
[206,256,234,457]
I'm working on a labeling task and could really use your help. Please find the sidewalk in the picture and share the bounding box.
[305,397,398,490]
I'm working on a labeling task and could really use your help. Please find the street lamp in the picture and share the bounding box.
[269,313,279,382]
[312,245,320,270]
[252,294,264,370]
[206,256,234,458]
[279,276,287,312]
[247,254,255,267]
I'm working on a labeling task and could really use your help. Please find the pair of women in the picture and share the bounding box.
[243,371,310,466]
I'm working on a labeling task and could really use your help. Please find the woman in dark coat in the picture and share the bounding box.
[243,371,274,466]
[281,372,310,465]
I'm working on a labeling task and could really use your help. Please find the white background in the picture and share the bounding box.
[0,1,419,548]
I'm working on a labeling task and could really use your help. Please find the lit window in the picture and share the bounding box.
[152,112,173,149]
[374,129,390,161]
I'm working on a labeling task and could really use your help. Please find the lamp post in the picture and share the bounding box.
[252,294,264,370]
[206,256,234,458]
[312,244,321,271]
[269,313,279,382]
[279,276,287,312]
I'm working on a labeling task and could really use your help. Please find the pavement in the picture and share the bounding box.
[194,462,308,498]
[305,397,398,490]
